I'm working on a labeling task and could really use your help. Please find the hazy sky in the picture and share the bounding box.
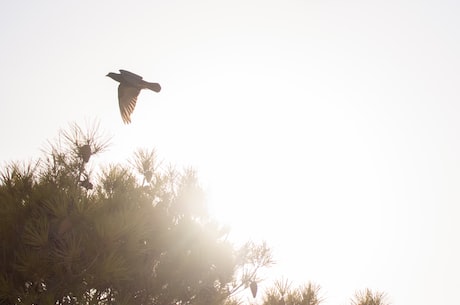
[1,1,459,304]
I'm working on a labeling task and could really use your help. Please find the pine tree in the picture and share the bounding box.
[0,123,273,305]
[262,279,323,305]
[350,289,389,305]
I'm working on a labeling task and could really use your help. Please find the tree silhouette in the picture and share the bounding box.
[350,289,389,305]
[262,279,323,305]
[0,123,273,305]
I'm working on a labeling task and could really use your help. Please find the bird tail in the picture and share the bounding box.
[144,81,161,93]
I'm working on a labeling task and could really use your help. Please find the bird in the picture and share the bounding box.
[106,69,161,124]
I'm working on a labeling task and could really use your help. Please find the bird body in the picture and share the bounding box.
[107,69,161,124]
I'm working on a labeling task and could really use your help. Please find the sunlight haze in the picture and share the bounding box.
[1,1,459,304]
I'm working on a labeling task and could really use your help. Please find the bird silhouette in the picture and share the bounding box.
[106,69,161,124]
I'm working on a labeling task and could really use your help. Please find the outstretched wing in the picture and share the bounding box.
[119,69,143,79]
[118,84,141,124]
[119,69,144,88]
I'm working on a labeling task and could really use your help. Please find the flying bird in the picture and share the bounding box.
[106,69,161,124]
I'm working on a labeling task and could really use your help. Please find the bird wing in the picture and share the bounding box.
[118,84,141,124]
[119,69,144,88]
[119,69,143,80]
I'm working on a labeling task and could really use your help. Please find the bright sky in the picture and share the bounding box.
[1,1,459,304]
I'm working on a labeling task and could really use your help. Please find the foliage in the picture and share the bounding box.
[350,289,389,305]
[262,279,323,305]
[0,123,273,305]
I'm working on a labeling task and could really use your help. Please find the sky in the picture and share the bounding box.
[1,0,460,304]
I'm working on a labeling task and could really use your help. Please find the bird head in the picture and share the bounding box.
[106,72,123,82]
